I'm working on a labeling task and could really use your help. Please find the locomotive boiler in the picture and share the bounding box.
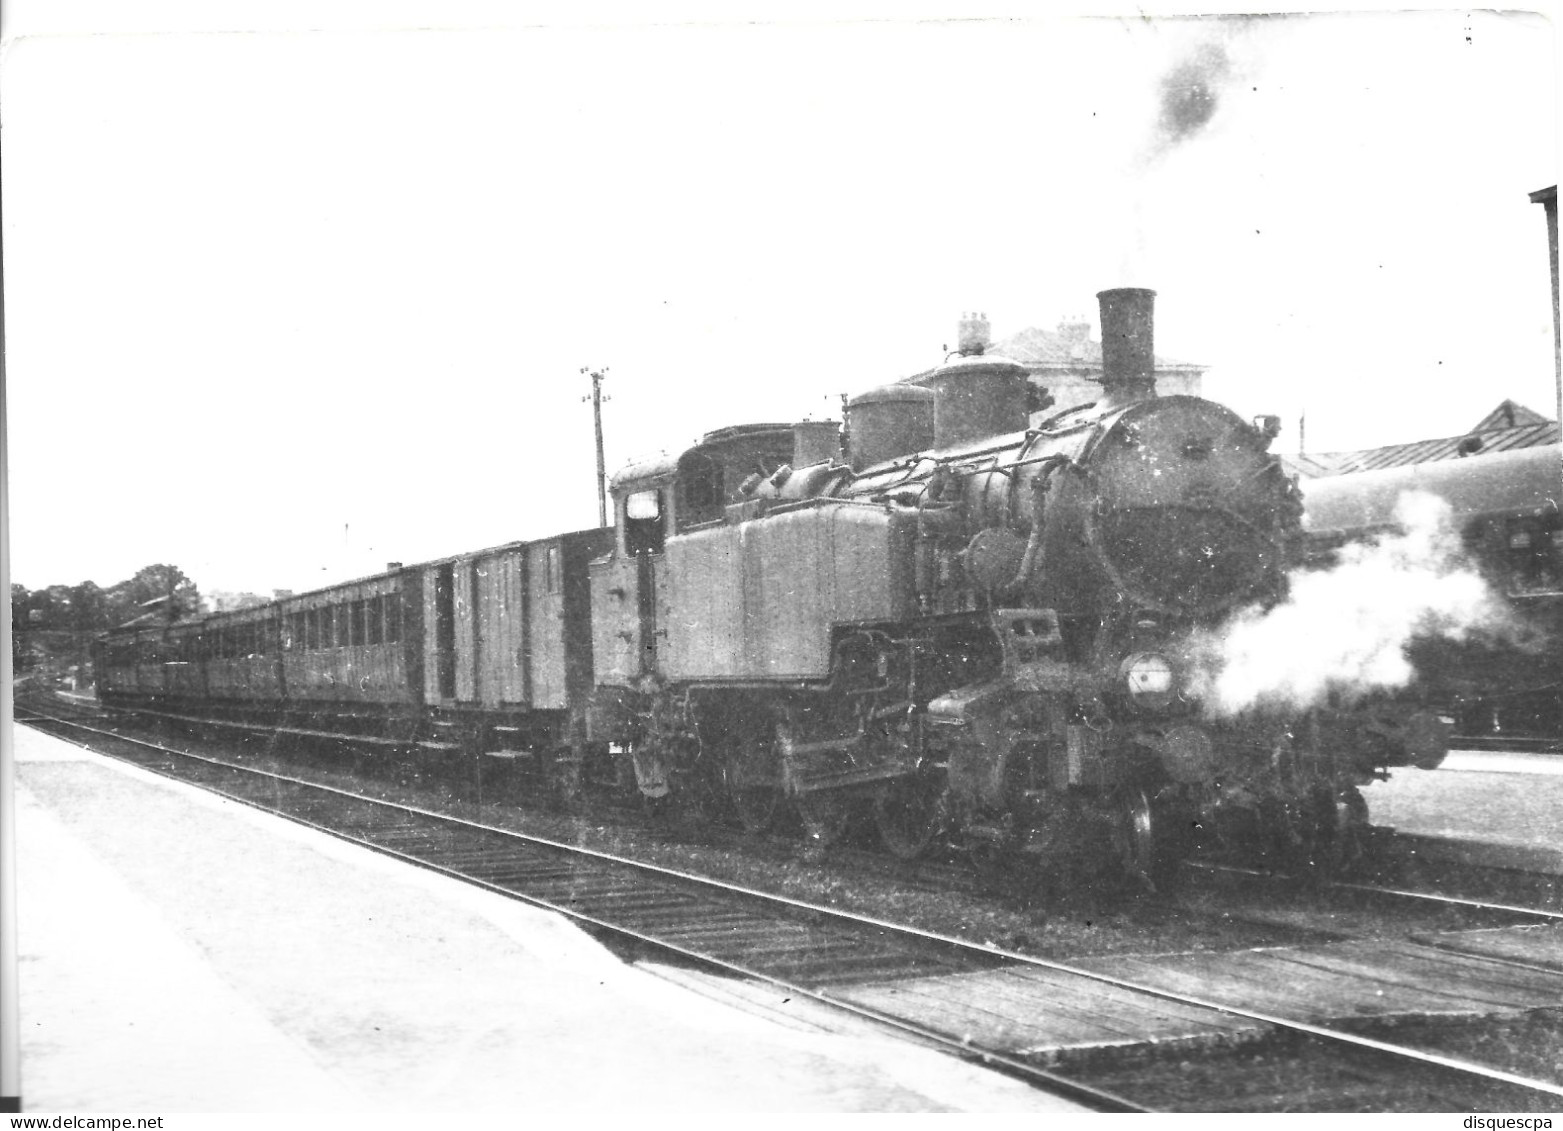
[586,288,1450,879]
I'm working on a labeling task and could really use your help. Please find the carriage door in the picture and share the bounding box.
[428,563,457,701]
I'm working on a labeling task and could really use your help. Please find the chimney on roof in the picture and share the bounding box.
[1057,317,1093,362]
[956,312,990,356]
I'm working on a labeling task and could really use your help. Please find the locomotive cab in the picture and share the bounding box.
[589,421,848,690]
[590,453,676,687]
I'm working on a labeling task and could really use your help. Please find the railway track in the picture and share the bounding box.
[1453,735,1563,755]
[17,702,1563,1112]
[1189,858,1563,929]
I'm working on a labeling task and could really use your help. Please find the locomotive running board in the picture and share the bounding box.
[786,762,919,795]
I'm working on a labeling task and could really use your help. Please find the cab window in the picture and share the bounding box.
[624,489,666,555]
[678,451,724,528]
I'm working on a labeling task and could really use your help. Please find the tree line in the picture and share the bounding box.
[11,564,203,681]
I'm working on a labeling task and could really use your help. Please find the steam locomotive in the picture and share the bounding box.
[96,288,1450,882]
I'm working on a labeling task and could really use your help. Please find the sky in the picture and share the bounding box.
[2,2,1557,599]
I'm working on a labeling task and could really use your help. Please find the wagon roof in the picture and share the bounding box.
[1301,443,1562,535]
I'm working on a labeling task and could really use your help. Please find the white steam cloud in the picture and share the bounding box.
[1151,40,1233,158]
[1184,491,1524,716]
[1117,36,1243,285]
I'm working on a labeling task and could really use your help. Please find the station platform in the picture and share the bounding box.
[1364,749,1563,874]
[10,725,1082,1114]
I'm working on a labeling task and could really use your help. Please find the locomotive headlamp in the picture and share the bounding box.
[1121,652,1176,710]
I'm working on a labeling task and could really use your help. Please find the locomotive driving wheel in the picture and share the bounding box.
[1110,786,1159,885]
[724,721,784,834]
[796,791,852,847]
[875,772,944,860]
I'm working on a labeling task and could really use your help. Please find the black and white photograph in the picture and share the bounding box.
[3,0,1561,1117]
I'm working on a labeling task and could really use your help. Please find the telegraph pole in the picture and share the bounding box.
[581,367,610,528]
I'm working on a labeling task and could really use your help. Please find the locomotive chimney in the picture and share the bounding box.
[1096,287,1157,406]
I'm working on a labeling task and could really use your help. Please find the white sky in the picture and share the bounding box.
[2,2,1557,597]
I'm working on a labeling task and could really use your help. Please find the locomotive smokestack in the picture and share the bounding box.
[1096,287,1157,406]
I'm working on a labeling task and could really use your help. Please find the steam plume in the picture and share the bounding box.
[1119,38,1240,281]
[1184,491,1527,716]
[1148,40,1234,161]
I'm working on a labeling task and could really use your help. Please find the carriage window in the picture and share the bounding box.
[385,597,402,643]
[1507,517,1562,595]
[367,596,384,645]
[547,545,561,592]
[624,489,666,555]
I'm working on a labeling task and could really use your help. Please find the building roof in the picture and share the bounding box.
[987,321,1204,375]
[1280,402,1560,478]
[1467,398,1552,432]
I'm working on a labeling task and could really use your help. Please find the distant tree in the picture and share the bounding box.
[68,581,109,633]
[13,566,205,686]
[59,581,110,683]
[21,585,72,630]
[117,563,203,625]
[14,585,87,681]
[10,584,29,670]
